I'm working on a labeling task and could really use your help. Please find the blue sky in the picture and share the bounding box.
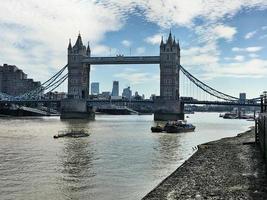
[0,0,267,99]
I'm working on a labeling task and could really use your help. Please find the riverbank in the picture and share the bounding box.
[143,128,267,200]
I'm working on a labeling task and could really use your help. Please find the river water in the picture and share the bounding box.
[0,112,253,200]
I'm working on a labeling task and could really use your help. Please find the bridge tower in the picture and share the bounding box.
[67,34,90,99]
[154,32,184,120]
[61,34,95,119]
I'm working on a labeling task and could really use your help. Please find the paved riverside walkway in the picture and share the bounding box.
[143,128,267,200]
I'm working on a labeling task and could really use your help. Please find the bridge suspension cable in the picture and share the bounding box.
[180,65,239,102]
[46,73,68,93]
[40,64,68,87]
[15,64,68,100]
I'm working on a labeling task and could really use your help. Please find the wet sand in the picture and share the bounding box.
[143,128,267,200]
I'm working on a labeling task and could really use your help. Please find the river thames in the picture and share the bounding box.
[0,112,253,200]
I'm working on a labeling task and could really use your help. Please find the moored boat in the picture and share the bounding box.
[151,125,164,132]
[223,113,237,119]
[164,121,195,133]
[151,120,196,133]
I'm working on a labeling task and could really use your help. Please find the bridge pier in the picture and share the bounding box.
[154,99,184,121]
[154,112,184,121]
[60,98,95,119]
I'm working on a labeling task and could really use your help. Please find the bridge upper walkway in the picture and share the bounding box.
[82,56,160,65]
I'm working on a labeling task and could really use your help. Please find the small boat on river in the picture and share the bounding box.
[151,120,195,133]
[54,129,90,139]
[151,125,164,132]
[164,121,195,133]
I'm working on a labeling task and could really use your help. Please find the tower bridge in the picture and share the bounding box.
[0,32,263,120]
[62,32,183,120]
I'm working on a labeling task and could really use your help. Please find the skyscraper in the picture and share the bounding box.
[122,86,132,99]
[111,81,119,96]
[91,82,99,95]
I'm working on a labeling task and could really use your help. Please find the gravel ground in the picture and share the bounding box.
[142,128,267,200]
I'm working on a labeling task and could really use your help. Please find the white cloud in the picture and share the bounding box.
[244,30,257,39]
[145,34,162,45]
[245,47,263,52]
[92,45,117,56]
[114,70,159,84]
[0,0,124,84]
[249,53,259,58]
[213,25,237,40]
[224,55,245,62]
[195,58,267,80]
[262,26,267,30]
[182,44,219,67]
[121,40,131,47]
[233,55,245,62]
[100,0,267,81]
[232,46,263,52]
[214,59,267,78]
[260,34,267,40]
[1,0,267,88]
[136,47,146,54]
[102,0,267,28]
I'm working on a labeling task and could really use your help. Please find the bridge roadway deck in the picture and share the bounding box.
[0,99,260,107]
[82,56,160,65]
[182,100,260,107]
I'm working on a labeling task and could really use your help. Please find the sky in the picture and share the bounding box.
[0,0,267,99]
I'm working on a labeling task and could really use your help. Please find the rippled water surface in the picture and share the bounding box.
[0,113,253,200]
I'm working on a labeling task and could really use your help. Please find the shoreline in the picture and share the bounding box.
[142,127,267,200]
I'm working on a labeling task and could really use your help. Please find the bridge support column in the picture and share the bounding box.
[60,98,95,119]
[154,99,184,121]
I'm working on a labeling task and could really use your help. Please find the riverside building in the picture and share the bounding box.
[0,64,41,96]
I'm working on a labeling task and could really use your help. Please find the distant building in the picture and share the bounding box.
[111,81,119,96]
[0,64,41,96]
[110,96,122,100]
[122,86,132,100]
[150,94,156,100]
[99,91,111,99]
[142,94,145,100]
[45,91,67,100]
[91,82,99,95]
[239,93,246,104]
[133,91,142,100]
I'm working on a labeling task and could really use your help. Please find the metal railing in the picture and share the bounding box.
[255,94,267,162]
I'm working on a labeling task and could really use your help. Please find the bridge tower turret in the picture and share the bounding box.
[154,31,184,121]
